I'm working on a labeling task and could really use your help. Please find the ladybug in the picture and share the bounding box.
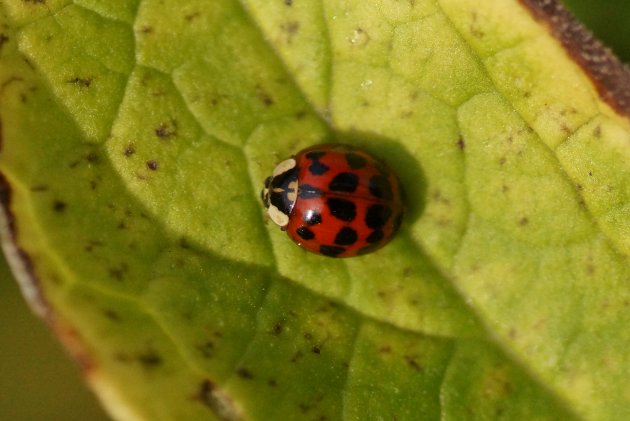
[261,144,404,257]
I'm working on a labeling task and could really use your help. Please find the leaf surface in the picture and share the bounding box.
[1,0,629,420]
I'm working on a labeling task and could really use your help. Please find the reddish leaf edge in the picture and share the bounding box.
[520,0,630,117]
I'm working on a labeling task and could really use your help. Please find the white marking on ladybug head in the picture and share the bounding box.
[286,180,297,203]
[272,158,296,177]
[267,204,289,227]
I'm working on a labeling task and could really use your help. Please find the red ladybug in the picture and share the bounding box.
[261,144,404,257]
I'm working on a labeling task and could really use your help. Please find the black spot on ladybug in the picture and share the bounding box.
[345,152,367,169]
[306,151,325,160]
[298,184,323,198]
[303,210,322,225]
[369,175,392,199]
[327,198,356,222]
[365,204,392,229]
[329,172,359,193]
[305,151,330,175]
[366,230,384,244]
[319,245,345,257]
[334,227,358,246]
[297,226,315,240]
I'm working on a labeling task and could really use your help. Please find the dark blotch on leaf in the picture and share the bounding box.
[53,200,66,212]
[67,76,92,88]
[404,355,422,372]
[270,321,284,336]
[155,121,177,139]
[147,160,159,170]
[290,350,304,363]
[197,380,241,421]
[86,152,99,164]
[0,34,9,51]
[236,368,254,379]
[196,341,215,359]
[124,145,135,157]
[138,351,162,368]
[102,309,120,321]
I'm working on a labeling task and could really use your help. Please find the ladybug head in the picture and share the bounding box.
[262,158,298,228]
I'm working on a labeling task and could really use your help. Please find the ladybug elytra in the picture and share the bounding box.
[261,144,404,257]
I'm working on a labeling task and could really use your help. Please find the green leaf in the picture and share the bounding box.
[1,0,629,420]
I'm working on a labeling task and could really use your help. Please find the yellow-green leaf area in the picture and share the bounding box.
[1,0,629,420]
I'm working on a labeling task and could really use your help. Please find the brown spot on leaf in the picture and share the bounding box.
[124,145,135,157]
[30,185,49,192]
[53,200,66,212]
[86,152,99,164]
[108,263,128,281]
[84,240,104,252]
[519,216,529,226]
[137,350,162,367]
[102,309,120,321]
[290,350,304,363]
[404,354,423,372]
[197,380,242,421]
[146,160,159,170]
[255,85,274,107]
[520,0,630,118]
[0,34,9,51]
[67,77,92,88]
[196,341,215,358]
[270,320,284,336]
[155,121,177,139]
[236,368,254,379]
[184,11,201,22]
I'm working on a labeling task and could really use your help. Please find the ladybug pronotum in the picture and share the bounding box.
[261,144,404,257]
